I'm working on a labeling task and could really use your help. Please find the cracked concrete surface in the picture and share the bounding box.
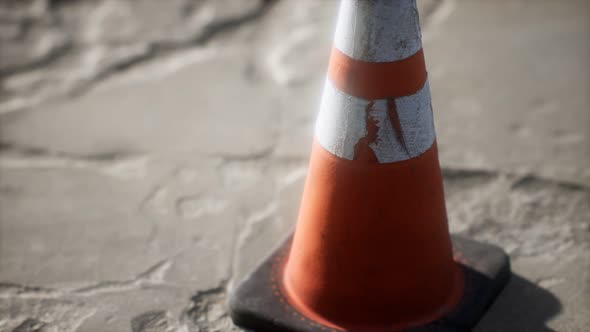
[0,0,274,114]
[0,0,588,331]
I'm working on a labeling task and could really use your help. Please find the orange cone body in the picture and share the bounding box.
[229,1,510,331]
[282,1,462,329]
[284,143,463,329]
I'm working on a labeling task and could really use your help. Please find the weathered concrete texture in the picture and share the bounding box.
[0,0,589,331]
[0,295,94,332]
[442,170,590,331]
[0,0,268,114]
[1,54,282,157]
[427,0,590,185]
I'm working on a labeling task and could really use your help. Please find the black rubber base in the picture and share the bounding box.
[228,235,511,332]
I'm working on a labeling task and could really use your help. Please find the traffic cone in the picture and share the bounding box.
[229,1,510,331]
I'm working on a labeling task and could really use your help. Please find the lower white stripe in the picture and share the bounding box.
[315,80,435,163]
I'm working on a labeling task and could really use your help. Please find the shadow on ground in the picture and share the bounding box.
[475,273,561,332]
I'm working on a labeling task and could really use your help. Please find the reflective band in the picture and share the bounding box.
[315,80,435,163]
[334,0,422,63]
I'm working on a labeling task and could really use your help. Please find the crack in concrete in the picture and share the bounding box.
[443,167,589,191]
[67,48,160,99]
[10,317,47,332]
[0,142,140,161]
[183,0,278,48]
[0,142,150,179]
[1,0,280,114]
[0,38,72,77]
[511,173,588,192]
[0,259,173,299]
[73,259,173,296]
[226,219,240,292]
[0,283,61,299]
[230,200,279,287]
[136,165,184,251]
[213,150,302,169]
[208,147,275,163]
[441,167,498,182]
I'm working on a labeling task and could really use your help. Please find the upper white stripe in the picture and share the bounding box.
[334,0,422,62]
[315,80,435,163]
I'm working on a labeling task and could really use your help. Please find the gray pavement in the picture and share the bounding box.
[0,0,588,331]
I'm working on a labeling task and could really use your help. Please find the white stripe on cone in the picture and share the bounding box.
[334,0,422,62]
[315,80,435,163]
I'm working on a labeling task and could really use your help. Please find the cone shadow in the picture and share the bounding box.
[474,273,562,332]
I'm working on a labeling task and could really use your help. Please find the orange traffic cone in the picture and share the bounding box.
[229,1,510,331]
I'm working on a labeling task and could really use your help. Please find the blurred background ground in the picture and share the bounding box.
[0,0,588,331]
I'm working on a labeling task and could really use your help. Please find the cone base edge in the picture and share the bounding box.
[228,235,511,332]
